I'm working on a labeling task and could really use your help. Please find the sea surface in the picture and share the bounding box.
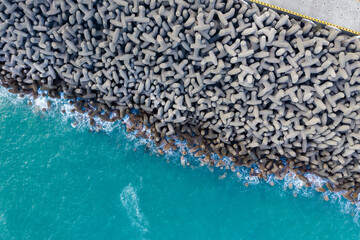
[0,87,360,240]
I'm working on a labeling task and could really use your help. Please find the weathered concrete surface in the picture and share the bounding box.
[259,0,360,32]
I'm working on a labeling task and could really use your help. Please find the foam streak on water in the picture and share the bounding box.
[120,183,149,236]
[1,85,360,225]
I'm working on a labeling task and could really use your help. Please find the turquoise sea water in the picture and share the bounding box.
[0,87,360,240]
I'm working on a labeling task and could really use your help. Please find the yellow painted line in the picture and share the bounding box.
[247,0,360,35]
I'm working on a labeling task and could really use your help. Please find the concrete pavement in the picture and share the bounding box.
[251,0,360,33]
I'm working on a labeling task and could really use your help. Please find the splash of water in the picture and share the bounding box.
[1,85,360,224]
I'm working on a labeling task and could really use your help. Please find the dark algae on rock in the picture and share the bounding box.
[1,0,360,201]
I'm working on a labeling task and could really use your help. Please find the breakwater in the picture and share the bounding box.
[1,0,360,201]
[1,86,360,239]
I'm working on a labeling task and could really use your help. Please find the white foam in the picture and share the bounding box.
[120,183,150,236]
[119,122,360,223]
[2,85,360,223]
[0,86,124,133]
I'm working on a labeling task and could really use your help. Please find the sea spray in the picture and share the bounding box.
[2,89,360,240]
[1,85,360,225]
[1,0,360,198]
